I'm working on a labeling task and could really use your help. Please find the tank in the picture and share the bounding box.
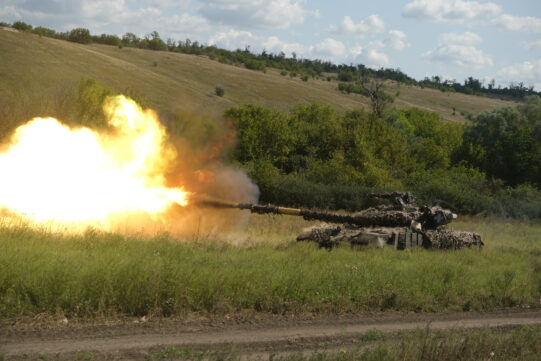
[193,192,483,250]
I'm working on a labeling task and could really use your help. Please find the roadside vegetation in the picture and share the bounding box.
[0,216,540,319]
[147,326,541,361]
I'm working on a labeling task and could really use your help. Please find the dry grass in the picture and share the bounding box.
[0,29,517,125]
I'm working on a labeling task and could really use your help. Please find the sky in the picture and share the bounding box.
[2,0,541,89]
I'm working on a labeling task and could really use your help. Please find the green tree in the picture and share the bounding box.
[456,107,540,186]
[68,28,92,44]
[12,21,32,32]
[122,32,139,46]
[225,105,294,165]
[146,31,168,51]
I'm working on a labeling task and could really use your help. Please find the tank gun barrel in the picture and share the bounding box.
[193,196,411,227]
[194,196,356,221]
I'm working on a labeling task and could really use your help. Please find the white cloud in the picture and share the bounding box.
[384,30,408,51]
[440,31,482,45]
[496,59,541,90]
[208,30,310,56]
[329,15,385,37]
[492,14,541,33]
[81,0,162,27]
[208,29,260,50]
[198,0,305,30]
[423,32,492,69]
[354,47,390,69]
[525,40,541,50]
[262,36,308,56]
[163,13,210,39]
[209,31,348,62]
[424,44,492,69]
[312,38,347,59]
[402,0,501,23]
[148,0,190,10]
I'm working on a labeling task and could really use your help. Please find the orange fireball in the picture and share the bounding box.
[0,95,189,226]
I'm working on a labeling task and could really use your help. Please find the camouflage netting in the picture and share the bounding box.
[297,224,390,249]
[423,228,484,249]
[352,205,422,228]
[297,223,484,250]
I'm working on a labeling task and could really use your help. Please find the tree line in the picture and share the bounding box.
[227,97,541,218]
[3,21,538,99]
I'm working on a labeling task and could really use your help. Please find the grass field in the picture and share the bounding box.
[147,326,541,361]
[1,215,539,320]
[0,27,517,128]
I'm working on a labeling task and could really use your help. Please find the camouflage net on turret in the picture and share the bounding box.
[352,205,422,227]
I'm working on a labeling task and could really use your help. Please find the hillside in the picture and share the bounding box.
[0,28,518,125]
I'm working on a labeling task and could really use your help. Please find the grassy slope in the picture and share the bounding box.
[0,28,517,124]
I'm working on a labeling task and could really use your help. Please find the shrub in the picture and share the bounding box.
[12,21,32,32]
[244,59,266,72]
[68,28,92,44]
[406,166,502,215]
[338,70,354,82]
[74,78,114,128]
[215,85,225,97]
[280,70,287,76]
[32,26,56,38]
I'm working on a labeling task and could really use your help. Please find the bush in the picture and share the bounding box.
[244,59,266,72]
[406,166,502,215]
[68,28,92,44]
[74,78,114,128]
[215,85,225,97]
[338,70,354,82]
[32,26,56,38]
[12,21,32,32]
[280,70,287,76]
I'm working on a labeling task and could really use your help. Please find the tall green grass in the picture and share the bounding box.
[0,217,540,318]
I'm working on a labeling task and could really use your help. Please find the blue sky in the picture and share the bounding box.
[2,0,541,89]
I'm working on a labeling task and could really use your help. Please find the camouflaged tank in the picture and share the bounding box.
[295,192,483,250]
[195,192,483,250]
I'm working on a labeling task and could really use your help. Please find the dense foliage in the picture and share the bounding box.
[456,96,541,187]
[226,99,541,217]
[4,21,538,99]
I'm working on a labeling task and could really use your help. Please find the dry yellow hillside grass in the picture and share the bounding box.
[1,29,517,124]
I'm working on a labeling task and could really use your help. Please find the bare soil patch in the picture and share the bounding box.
[2,309,540,359]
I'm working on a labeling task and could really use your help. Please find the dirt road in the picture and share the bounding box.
[2,310,541,359]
